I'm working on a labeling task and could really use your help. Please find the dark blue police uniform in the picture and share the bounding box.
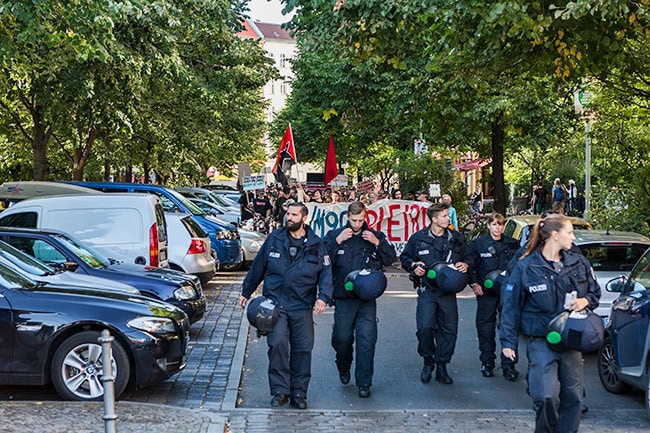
[500,248,600,433]
[400,226,474,376]
[324,222,396,390]
[242,226,333,401]
[469,234,519,373]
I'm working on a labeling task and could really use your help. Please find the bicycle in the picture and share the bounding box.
[460,210,490,241]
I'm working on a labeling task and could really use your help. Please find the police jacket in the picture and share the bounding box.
[469,234,519,287]
[500,248,600,349]
[400,226,474,291]
[323,222,397,299]
[241,225,333,311]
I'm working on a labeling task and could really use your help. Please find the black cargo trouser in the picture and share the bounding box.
[331,297,378,387]
[415,287,458,364]
[476,295,516,369]
[266,309,314,398]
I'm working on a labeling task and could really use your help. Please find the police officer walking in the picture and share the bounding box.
[400,203,474,385]
[239,202,333,410]
[469,213,519,380]
[500,214,600,433]
[323,201,396,398]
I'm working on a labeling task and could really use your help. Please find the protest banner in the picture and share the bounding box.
[242,175,266,191]
[305,199,430,255]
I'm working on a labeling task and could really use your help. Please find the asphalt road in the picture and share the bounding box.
[237,273,646,411]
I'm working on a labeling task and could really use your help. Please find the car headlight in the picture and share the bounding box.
[127,316,177,334]
[248,239,264,253]
[174,285,197,300]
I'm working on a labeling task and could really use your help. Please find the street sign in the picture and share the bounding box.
[242,175,265,191]
[414,138,427,155]
[429,183,441,198]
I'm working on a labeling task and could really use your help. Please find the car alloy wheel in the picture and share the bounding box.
[52,331,130,401]
[597,337,631,394]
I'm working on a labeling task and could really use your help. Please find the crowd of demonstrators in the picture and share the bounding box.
[530,178,584,216]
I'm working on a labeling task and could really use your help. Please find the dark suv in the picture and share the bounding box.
[598,246,650,417]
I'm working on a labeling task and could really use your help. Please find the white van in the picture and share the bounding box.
[0,193,169,267]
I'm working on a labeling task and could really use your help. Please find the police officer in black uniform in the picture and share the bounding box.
[500,214,600,433]
[469,213,519,379]
[400,202,474,385]
[324,201,396,398]
[239,202,333,410]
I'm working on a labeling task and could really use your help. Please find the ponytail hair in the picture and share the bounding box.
[522,214,569,258]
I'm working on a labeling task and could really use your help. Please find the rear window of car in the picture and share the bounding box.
[578,243,649,272]
[181,216,208,239]
[503,220,517,238]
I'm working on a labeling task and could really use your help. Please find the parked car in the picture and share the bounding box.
[0,193,169,268]
[202,214,265,269]
[165,212,216,285]
[65,182,243,270]
[503,215,592,247]
[187,197,240,225]
[597,246,650,417]
[176,186,240,213]
[0,227,206,323]
[0,240,139,295]
[573,230,650,317]
[0,261,190,401]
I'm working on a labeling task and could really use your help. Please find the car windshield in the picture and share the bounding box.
[210,192,237,207]
[578,243,649,273]
[166,189,207,216]
[0,240,55,276]
[0,261,37,289]
[629,249,650,291]
[53,234,110,268]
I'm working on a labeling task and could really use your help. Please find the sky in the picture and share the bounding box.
[246,0,295,23]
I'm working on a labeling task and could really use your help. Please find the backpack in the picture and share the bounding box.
[554,186,565,202]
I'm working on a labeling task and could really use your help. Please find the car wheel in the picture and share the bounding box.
[52,331,130,401]
[597,337,631,394]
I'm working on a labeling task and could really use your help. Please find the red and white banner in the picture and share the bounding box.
[306,199,430,255]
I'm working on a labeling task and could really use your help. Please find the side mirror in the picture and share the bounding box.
[606,276,627,293]
[62,261,78,272]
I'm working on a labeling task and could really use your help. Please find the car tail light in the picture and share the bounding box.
[150,223,159,267]
[188,239,207,255]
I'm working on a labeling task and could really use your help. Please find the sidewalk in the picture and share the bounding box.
[0,401,224,433]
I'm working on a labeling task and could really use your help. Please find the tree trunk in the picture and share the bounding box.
[103,135,112,181]
[491,118,506,215]
[71,126,98,180]
[31,109,52,181]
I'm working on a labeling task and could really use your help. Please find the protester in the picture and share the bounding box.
[469,213,519,380]
[470,186,483,213]
[392,189,403,200]
[272,186,292,228]
[500,214,600,433]
[324,201,396,398]
[441,194,458,230]
[532,181,548,214]
[239,202,333,410]
[551,178,566,215]
[400,203,474,385]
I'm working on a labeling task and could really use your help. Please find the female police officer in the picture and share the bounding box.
[469,213,519,379]
[500,214,600,433]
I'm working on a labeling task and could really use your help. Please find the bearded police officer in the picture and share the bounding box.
[239,202,333,410]
[400,202,474,385]
[324,201,396,398]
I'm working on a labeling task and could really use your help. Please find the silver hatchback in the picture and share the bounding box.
[165,212,216,285]
[573,230,650,318]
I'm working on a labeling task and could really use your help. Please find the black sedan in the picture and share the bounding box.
[0,261,190,401]
[598,246,650,418]
[0,227,206,323]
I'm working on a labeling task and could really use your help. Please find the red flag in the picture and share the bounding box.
[272,124,297,177]
[324,135,338,185]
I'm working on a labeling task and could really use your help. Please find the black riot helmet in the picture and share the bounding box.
[246,296,279,337]
[344,269,388,301]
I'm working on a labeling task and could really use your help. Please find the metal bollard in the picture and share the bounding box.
[98,329,118,433]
